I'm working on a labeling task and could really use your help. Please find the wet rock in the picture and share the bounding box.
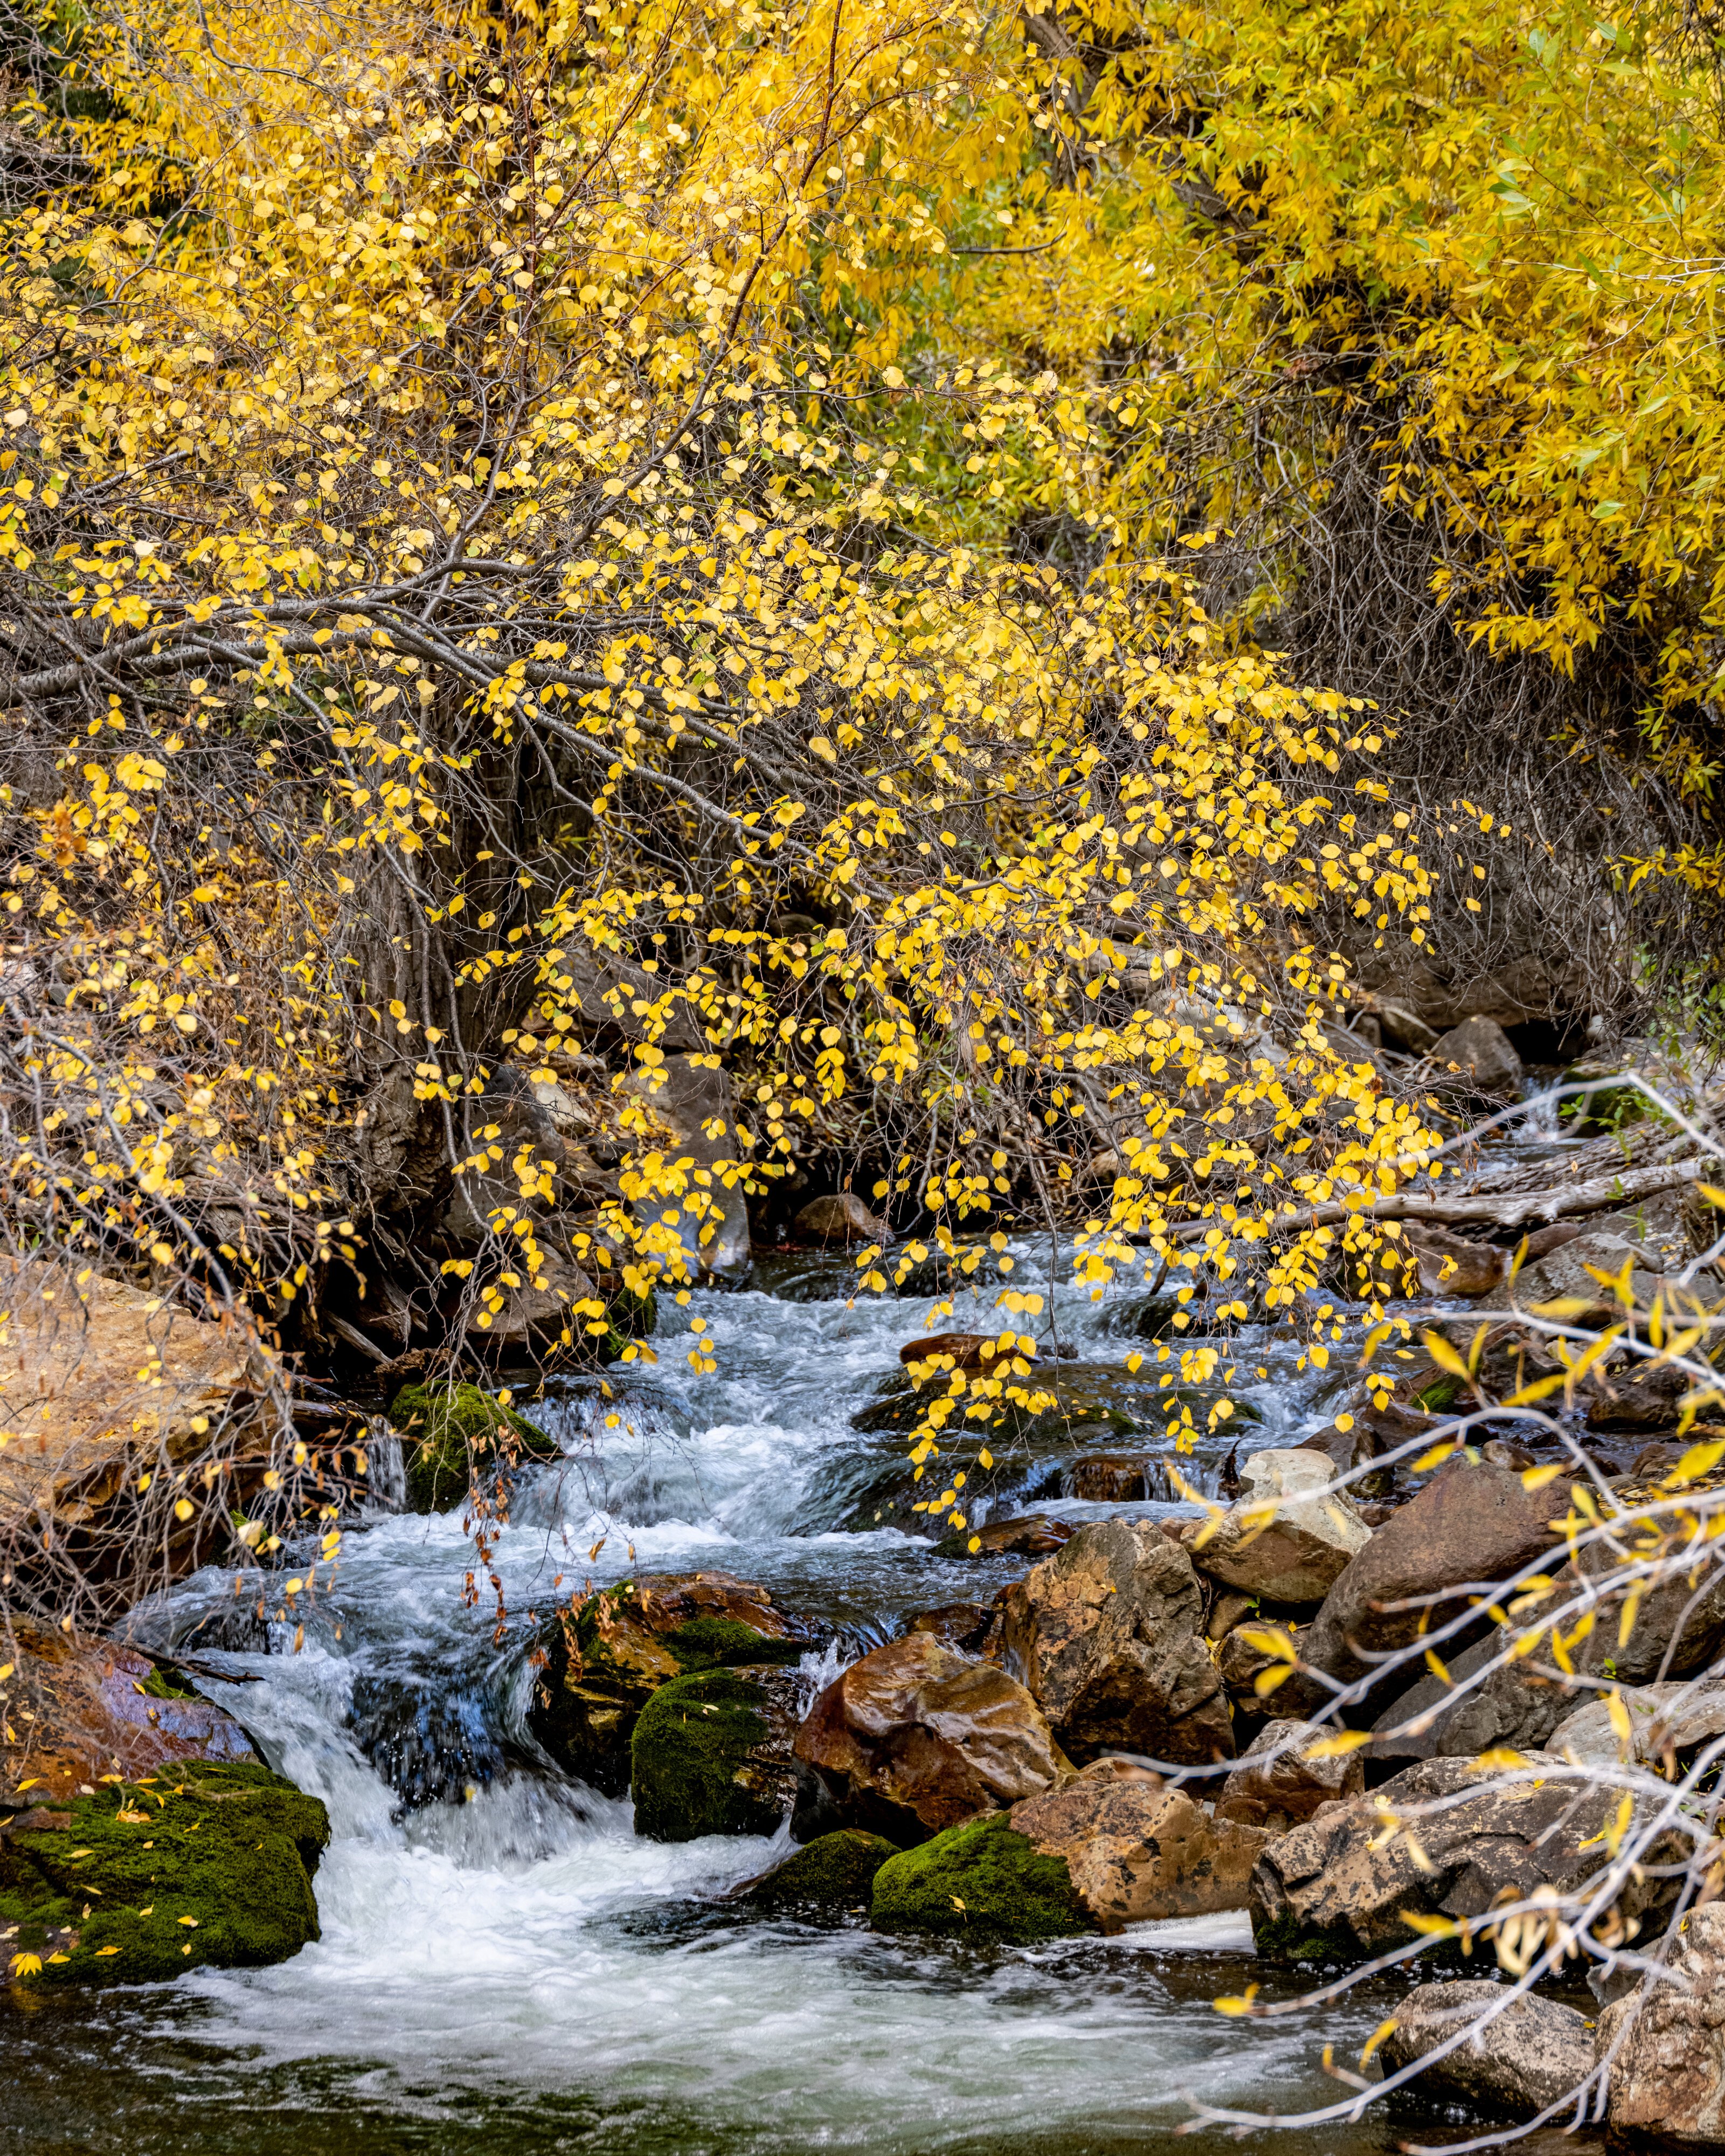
[1188,1448,1371,1609]
[1602,1903,1725,2146]
[898,1330,1037,1376]
[931,1514,1072,1559]
[0,1761,328,1989]
[794,1193,886,1244]
[1000,1519,1233,1766]
[1402,1224,1507,1300]
[870,1809,1093,1943]
[1215,1717,1364,1833]
[792,1633,1069,1845]
[530,1572,812,1796]
[347,1674,511,1811]
[736,1829,899,1911]
[1249,1754,1686,1961]
[1548,1679,1725,1770]
[1282,1459,1574,1715]
[1429,1015,1523,1100]
[389,1383,559,1514]
[2,1625,259,1801]
[621,1054,751,1276]
[631,1664,803,1842]
[1380,1979,1594,2119]
[1009,1759,1271,1931]
[1066,1454,1150,1502]
[905,1604,994,1655]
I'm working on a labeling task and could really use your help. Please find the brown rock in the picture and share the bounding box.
[1368,1631,1582,1766]
[898,1331,1037,1374]
[1190,1448,1371,1609]
[1429,1014,1523,1100]
[1009,1759,1270,1933]
[1215,1717,1364,1833]
[999,1519,1234,1766]
[1603,1904,1725,2146]
[1513,1232,1670,1324]
[934,1514,1072,1559]
[1402,1223,1506,1299]
[905,1604,994,1655]
[1249,1754,1686,1959]
[792,1634,1069,1844]
[1283,1459,1573,1713]
[794,1193,886,1243]
[2,1625,258,1802]
[1068,1454,1149,1503]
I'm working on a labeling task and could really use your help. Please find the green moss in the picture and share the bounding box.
[663,1618,805,1673]
[598,1281,657,1364]
[630,1668,782,1843]
[0,1760,330,1990]
[139,1663,199,1701]
[870,1811,1094,1944]
[390,1382,556,1512]
[1249,1910,1360,1963]
[1412,1374,1464,1414]
[744,1830,899,1912]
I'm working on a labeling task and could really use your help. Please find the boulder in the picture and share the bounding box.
[870,1808,1092,1943]
[1513,1233,1670,1323]
[630,1664,803,1842]
[999,1519,1234,1766]
[792,1634,1069,1845]
[1249,1754,1686,1961]
[795,1193,886,1244]
[1548,1679,1725,1770]
[1009,1759,1271,1931]
[0,1760,328,1989]
[1067,1454,1151,1502]
[1402,1223,1507,1300]
[1602,1903,1725,2146]
[621,1053,750,1276]
[736,1829,899,1912]
[1565,1535,1725,1687]
[931,1514,1072,1559]
[389,1382,559,1512]
[1281,1459,1573,1715]
[3,1623,259,1800]
[529,1572,812,1795]
[1188,1449,1371,1608]
[462,1241,604,1359]
[1369,1631,1582,1766]
[1380,1979,1594,2119]
[1429,1014,1523,1100]
[1215,1717,1364,1832]
[562,941,702,1051]
[899,1330,1037,1375]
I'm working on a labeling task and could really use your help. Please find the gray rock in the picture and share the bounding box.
[1191,1448,1370,1608]
[1249,1754,1687,1960]
[999,1519,1234,1767]
[1430,1014,1523,1100]
[622,1054,750,1276]
[1380,1979,1594,2119]
[1602,1903,1725,2146]
[1370,1632,1583,1765]
[1549,1678,1725,1767]
[1513,1232,1668,1321]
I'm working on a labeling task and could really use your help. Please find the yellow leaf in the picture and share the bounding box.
[8,1952,41,1977]
[94,1945,122,1957]
[1302,1730,1370,1759]
[1213,1984,1260,2017]
[1360,2016,1400,2068]
[1670,1439,1725,1488]
[1418,1330,1472,1382]
[1519,1462,1567,1489]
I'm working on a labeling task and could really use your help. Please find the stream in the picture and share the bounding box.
[2,1247,1535,2156]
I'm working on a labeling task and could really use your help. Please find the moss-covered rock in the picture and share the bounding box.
[389,1382,557,1512]
[870,1809,1095,1943]
[529,1573,812,1796]
[631,1666,800,1842]
[595,1279,657,1363]
[740,1830,899,1912]
[0,1760,329,1989]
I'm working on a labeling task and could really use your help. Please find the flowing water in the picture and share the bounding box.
[3,1249,1514,2156]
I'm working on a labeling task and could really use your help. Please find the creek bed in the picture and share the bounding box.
[0,1244,1579,2156]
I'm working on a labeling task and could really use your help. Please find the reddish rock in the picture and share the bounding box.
[898,1331,1038,1374]
[792,1633,1068,1844]
[1068,1454,1149,1502]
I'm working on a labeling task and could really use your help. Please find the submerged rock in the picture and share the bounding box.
[0,1761,329,1989]
[793,1633,1068,1844]
[736,1829,899,1912]
[870,1809,1092,1943]
[999,1519,1233,1766]
[931,1514,1071,1559]
[631,1665,803,1842]
[1380,1979,1594,2119]
[530,1572,812,1796]
[389,1382,559,1513]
